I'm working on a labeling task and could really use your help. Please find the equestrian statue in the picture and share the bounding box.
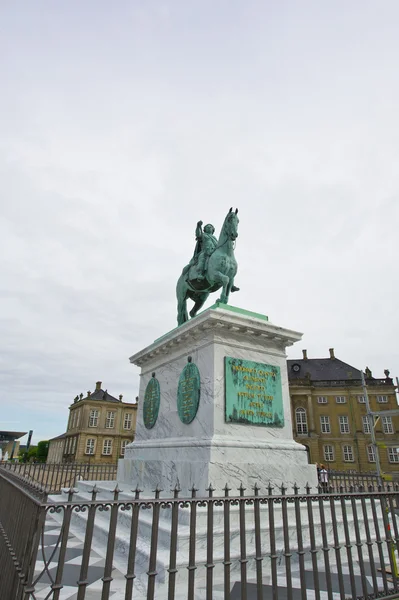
[176,207,239,325]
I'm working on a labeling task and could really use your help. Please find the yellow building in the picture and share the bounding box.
[47,382,138,464]
[288,349,399,474]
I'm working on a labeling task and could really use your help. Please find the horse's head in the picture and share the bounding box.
[223,207,239,241]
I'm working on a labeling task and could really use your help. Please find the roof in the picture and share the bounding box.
[84,388,121,403]
[287,357,363,382]
[0,431,27,442]
[49,432,67,442]
[71,383,123,406]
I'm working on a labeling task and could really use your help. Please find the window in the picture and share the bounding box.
[105,411,115,428]
[124,413,132,430]
[388,448,399,463]
[102,439,112,455]
[382,416,394,434]
[89,409,99,427]
[362,415,371,434]
[357,395,366,404]
[343,445,354,462]
[335,396,346,404]
[339,415,350,434]
[320,416,331,434]
[367,445,376,463]
[295,408,308,434]
[85,438,95,455]
[317,396,328,404]
[324,445,334,462]
[377,395,388,404]
[121,440,129,456]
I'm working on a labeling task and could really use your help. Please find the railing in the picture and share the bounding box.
[1,467,399,600]
[0,462,117,493]
[0,470,48,600]
[292,377,393,387]
[329,469,382,490]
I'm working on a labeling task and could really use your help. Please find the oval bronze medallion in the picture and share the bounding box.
[177,357,200,424]
[143,373,160,429]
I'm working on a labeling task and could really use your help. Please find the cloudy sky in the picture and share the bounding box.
[1,1,399,445]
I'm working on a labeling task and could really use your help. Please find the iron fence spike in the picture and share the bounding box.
[206,483,215,495]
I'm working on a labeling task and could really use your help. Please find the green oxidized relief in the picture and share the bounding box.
[225,357,284,427]
[143,373,160,429]
[177,357,200,424]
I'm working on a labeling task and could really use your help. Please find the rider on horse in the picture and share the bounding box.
[193,221,218,280]
[177,208,240,325]
[190,219,239,291]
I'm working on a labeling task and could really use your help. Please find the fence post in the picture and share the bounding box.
[293,483,306,600]
[22,503,47,600]
[238,483,248,600]
[206,484,215,600]
[253,482,263,600]
[306,483,321,598]
[167,481,181,600]
[76,485,98,600]
[187,485,197,600]
[223,483,231,600]
[146,484,162,600]
[124,485,142,600]
[267,483,278,599]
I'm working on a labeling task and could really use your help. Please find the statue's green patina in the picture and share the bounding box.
[176,207,239,325]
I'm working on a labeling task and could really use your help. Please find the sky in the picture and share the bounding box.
[1,1,399,445]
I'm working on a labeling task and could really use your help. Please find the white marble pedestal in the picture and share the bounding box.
[119,304,317,492]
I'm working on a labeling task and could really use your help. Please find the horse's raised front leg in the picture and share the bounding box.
[215,272,230,304]
[177,296,188,325]
[189,293,209,319]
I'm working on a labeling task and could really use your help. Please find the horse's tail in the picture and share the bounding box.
[176,272,189,325]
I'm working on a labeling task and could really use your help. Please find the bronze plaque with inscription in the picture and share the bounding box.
[177,357,200,424]
[143,373,160,429]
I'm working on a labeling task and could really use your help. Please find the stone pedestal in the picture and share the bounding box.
[119,304,317,492]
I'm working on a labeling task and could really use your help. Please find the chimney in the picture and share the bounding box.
[329,348,335,359]
[95,381,102,391]
[302,349,308,360]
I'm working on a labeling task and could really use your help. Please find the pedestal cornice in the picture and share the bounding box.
[130,305,303,367]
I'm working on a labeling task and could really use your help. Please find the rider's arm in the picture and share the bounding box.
[195,221,203,240]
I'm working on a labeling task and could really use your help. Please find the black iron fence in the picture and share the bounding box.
[1,467,399,600]
[0,461,117,493]
[328,470,382,491]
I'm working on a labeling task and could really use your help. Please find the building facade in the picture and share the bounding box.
[0,431,27,460]
[47,382,138,464]
[288,349,399,473]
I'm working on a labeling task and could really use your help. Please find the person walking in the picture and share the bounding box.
[319,464,329,492]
